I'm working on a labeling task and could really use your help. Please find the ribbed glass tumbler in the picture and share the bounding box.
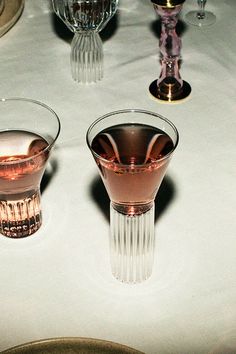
[52,0,119,83]
[0,98,60,238]
[87,109,179,283]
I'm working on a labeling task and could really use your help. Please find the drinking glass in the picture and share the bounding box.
[185,0,216,27]
[0,98,60,238]
[52,0,119,83]
[87,109,179,283]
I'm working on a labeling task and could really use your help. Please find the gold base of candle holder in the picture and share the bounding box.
[149,77,191,103]
[151,0,185,7]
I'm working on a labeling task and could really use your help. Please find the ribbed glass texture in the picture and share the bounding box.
[71,31,103,83]
[110,203,155,283]
[0,191,42,238]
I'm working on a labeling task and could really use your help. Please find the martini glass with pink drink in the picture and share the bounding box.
[87,109,179,283]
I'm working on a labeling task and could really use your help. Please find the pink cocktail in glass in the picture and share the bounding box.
[0,98,60,238]
[87,109,179,283]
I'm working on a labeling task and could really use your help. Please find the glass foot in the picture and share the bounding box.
[149,79,191,103]
[185,10,216,27]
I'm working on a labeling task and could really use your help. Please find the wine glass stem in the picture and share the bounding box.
[197,0,207,19]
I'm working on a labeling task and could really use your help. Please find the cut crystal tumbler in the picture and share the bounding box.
[0,98,60,238]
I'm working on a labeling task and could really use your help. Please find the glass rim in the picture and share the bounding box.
[0,97,61,165]
[86,108,179,167]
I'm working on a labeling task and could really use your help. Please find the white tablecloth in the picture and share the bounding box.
[0,1,235,353]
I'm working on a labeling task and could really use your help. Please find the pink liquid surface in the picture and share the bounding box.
[0,130,49,198]
[92,123,174,214]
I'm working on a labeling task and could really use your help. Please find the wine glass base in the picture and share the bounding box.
[149,80,191,103]
[185,11,216,27]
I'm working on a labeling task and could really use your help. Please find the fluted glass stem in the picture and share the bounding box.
[110,203,155,283]
[71,31,103,83]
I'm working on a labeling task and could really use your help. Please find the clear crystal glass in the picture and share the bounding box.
[52,0,119,83]
[185,0,216,27]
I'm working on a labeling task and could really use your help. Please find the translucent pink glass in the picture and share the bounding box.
[150,1,191,102]
[157,5,183,93]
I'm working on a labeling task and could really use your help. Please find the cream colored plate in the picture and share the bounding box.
[0,0,24,37]
[1,337,144,354]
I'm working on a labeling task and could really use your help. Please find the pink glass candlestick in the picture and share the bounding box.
[149,0,191,102]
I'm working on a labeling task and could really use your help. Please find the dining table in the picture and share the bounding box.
[0,0,235,353]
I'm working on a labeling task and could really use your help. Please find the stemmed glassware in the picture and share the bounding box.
[185,0,216,27]
[87,109,179,283]
[52,0,119,83]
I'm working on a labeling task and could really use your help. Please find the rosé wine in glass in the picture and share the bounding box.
[87,109,179,283]
[91,123,174,215]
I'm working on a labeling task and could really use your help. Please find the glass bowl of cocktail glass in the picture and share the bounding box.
[87,109,179,283]
[185,0,216,27]
[52,0,119,83]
